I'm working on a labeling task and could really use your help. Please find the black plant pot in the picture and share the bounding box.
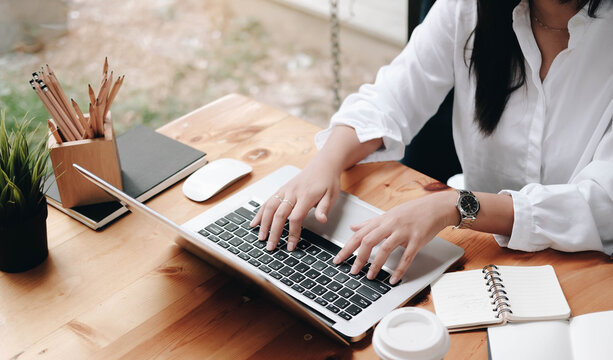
[0,198,49,273]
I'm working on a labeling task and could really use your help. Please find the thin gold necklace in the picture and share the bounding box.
[532,11,569,32]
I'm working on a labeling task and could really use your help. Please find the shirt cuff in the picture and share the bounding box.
[493,189,539,251]
[314,120,405,164]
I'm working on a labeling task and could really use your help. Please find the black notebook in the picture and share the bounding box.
[46,125,207,229]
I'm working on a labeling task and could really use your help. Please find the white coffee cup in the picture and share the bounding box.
[372,307,450,360]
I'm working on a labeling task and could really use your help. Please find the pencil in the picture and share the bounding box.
[105,74,124,120]
[33,80,75,141]
[71,98,94,139]
[88,84,99,135]
[46,64,85,139]
[89,102,99,138]
[37,80,80,141]
[47,119,63,144]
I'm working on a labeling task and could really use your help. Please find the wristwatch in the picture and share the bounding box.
[454,189,480,229]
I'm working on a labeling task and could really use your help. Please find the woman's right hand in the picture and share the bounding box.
[250,159,342,251]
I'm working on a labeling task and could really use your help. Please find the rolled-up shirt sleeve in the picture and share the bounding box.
[494,123,613,254]
[315,0,458,163]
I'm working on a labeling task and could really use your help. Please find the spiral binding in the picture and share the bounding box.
[482,265,513,319]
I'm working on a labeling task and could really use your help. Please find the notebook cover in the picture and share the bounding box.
[46,125,206,228]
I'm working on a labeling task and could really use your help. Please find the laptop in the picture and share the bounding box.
[74,163,464,344]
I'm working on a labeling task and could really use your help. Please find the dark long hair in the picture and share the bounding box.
[468,0,605,135]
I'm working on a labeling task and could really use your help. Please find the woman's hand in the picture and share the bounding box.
[334,191,459,284]
[250,159,342,251]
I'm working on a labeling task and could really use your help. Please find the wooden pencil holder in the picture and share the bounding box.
[49,113,122,208]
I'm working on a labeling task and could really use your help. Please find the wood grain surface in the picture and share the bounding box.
[1,94,611,360]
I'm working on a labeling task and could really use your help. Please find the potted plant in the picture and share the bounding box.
[0,110,52,272]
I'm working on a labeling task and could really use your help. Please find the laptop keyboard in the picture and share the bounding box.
[197,200,398,321]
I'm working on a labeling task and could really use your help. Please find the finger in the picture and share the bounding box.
[367,233,401,280]
[349,219,369,232]
[257,196,282,241]
[315,190,336,223]
[267,198,295,251]
[286,199,311,251]
[351,225,390,274]
[333,220,377,264]
[250,204,263,227]
[389,245,419,285]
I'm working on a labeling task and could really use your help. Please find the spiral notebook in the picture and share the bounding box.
[431,265,570,331]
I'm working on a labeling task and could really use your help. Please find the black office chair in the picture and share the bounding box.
[400,0,461,183]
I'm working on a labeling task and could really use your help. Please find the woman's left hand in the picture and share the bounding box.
[333,191,459,285]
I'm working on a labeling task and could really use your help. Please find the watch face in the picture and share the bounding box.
[460,195,479,215]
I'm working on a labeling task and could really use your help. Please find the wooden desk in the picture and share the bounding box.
[2,94,611,359]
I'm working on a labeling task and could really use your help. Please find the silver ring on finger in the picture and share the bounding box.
[273,194,283,202]
[281,199,295,208]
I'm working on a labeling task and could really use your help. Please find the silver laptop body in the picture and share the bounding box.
[74,164,464,344]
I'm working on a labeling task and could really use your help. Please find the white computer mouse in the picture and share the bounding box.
[182,158,253,202]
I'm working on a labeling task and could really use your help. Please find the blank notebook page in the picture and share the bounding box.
[499,265,570,321]
[431,270,499,328]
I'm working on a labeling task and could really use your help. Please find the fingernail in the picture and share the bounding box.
[287,242,295,251]
[333,255,340,264]
[266,241,274,251]
[258,231,265,240]
[350,264,358,274]
[390,276,398,284]
[249,219,255,227]
[367,270,374,280]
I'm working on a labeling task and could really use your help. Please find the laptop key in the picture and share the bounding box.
[326,304,340,313]
[338,288,354,298]
[269,260,284,270]
[345,304,362,316]
[334,273,349,283]
[224,223,239,232]
[323,267,339,277]
[259,254,273,264]
[312,261,327,271]
[283,257,299,267]
[228,237,243,247]
[326,281,342,292]
[291,284,305,293]
[207,235,220,243]
[314,298,328,307]
[253,241,266,249]
[214,218,229,226]
[305,246,321,256]
[294,263,309,273]
[244,234,258,243]
[305,269,320,279]
[280,278,294,287]
[273,252,289,261]
[316,252,332,262]
[357,285,381,301]
[248,249,263,258]
[248,259,261,267]
[235,207,256,221]
[300,228,343,254]
[289,273,305,283]
[234,228,248,238]
[375,269,391,282]
[279,266,295,277]
[323,291,339,302]
[315,275,332,286]
[297,240,310,250]
[360,278,391,294]
[219,232,233,241]
[227,247,240,255]
[312,285,327,296]
[238,243,253,253]
[349,294,372,308]
[345,279,360,290]
[338,263,351,273]
[301,255,316,265]
[270,272,282,280]
[334,298,350,309]
[303,291,316,300]
[300,279,316,289]
[290,249,306,259]
[259,265,272,273]
[205,223,224,235]
[226,213,246,225]
[248,200,260,207]
[218,241,229,249]
[238,252,250,261]
[198,229,209,237]
[338,312,352,321]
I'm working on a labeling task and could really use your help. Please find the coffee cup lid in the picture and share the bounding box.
[372,307,450,360]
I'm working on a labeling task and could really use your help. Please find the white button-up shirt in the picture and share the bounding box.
[315,0,613,254]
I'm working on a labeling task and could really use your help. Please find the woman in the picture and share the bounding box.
[250,0,613,285]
